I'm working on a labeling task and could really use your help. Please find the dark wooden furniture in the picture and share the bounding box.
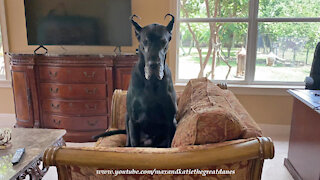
[285,90,320,180]
[10,54,137,142]
[0,128,65,180]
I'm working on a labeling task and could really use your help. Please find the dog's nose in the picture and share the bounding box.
[149,62,160,70]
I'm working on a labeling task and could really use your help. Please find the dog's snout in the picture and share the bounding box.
[148,62,160,69]
[151,55,160,61]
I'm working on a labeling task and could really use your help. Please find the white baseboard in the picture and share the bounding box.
[0,113,15,118]
[0,113,15,128]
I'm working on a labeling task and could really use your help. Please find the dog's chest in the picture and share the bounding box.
[144,79,163,93]
[138,86,169,120]
[140,86,167,108]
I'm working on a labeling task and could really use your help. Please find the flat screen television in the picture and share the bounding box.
[24,0,132,46]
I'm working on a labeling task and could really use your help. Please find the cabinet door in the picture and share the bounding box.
[12,67,34,127]
[115,67,133,90]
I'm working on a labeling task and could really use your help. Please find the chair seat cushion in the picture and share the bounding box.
[172,78,246,147]
[95,128,126,147]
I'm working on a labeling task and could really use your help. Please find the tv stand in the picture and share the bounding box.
[10,54,138,142]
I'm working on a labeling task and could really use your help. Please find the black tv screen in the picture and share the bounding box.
[24,0,132,46]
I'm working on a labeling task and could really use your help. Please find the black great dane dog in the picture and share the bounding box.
[93,14,177,148]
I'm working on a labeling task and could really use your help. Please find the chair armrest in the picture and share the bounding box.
[44,137,274,169]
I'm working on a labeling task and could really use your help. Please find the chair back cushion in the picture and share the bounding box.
[110,78,262,148]
[110,89,127,129]
[172,78,245,147]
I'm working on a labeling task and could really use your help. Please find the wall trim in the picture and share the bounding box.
[0,113,15,117]
[174,83,303,96]
[168,0,178,84]
[0,80,11,88]
[0,0,11,80]
[228,85,302,96]
[0,113,15,128]
[0,113,15,120]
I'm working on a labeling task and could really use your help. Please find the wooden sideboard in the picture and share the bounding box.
[285,90,320,180]
[10,54,138,142]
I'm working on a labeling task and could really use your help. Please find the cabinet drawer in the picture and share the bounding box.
[40,83,106,99]
[39,67,106,83]
[42,99,107,115]
[43,114,108,131]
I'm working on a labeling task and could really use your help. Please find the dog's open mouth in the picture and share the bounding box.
[144,65,164,80]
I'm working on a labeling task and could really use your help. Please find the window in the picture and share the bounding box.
[176,0,320,85]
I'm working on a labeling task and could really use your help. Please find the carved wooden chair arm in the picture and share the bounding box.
[43,137,274,169]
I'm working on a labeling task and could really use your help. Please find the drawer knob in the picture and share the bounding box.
[50,87,59,93]
[83,72,96,78]
[51,103,60,110]
[87,120,98,126]
[49,71,58,78]
[53,119,61,126]
[85,104,97,110]
[85,88,97,95]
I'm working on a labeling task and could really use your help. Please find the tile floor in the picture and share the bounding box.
[0,115,294,180]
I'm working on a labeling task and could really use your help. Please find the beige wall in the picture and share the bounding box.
[0,0,294,125]
[0,87,14,114]
[236,94,293,125]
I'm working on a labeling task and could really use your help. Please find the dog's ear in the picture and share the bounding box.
[165,14,174,34]
[131,15,142,40]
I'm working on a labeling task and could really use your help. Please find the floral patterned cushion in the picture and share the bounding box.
[172,78,245,147]
[95,128,127,147]
[110,90,127,130]
[91,138,254,153]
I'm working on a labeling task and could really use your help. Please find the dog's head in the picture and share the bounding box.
[131,14,174,80]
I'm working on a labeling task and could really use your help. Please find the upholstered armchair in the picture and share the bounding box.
[43,78,274,180]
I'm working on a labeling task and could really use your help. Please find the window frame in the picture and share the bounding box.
[172,0,320,86]
[0,0,11,87]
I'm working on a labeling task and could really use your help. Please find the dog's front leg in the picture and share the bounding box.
[125,115,131,147]
[161,96,177,148]
[167,119,176,147]
[128,119,140,147]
